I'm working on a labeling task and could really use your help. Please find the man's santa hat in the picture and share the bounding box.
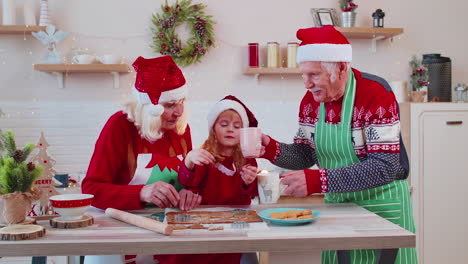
[207,95,258,131]
[296,25,352,63]
[132,56,188,116]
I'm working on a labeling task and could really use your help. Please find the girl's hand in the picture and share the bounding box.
[184,149,216,170]
[240,165,258,185]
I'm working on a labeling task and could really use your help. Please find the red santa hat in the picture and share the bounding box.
[131,56,188,116]
[296,25,352,63]
[207,95,258,131]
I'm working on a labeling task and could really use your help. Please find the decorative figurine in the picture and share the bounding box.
[32,25,69,64]
[372,9,385,28]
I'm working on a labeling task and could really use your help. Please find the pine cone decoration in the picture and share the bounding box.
[12,150,24,162]
[27,162,36,171]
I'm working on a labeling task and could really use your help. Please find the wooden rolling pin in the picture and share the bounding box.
[105,208,173,236]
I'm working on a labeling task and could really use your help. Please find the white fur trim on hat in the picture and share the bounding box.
[207,100,249,131]
[159,85,188,103]
[297,43,352,63]
[132,84,188,105]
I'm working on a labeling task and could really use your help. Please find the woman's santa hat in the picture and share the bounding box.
[132,56,188,116]
[296,25,352,63]
[207,95,258,131]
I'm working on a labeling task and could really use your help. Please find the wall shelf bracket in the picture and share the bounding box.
[371,36,385,52]
[51,72,64,89]
[110,71,119,89]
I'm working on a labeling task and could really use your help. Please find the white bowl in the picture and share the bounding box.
[49,194,94,220]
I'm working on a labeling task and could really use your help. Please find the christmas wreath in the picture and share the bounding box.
[151,0,215,67]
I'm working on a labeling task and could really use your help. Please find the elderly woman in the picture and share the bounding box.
[82,56,201,264]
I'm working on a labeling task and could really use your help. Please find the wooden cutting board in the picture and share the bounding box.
[0,224,46,240]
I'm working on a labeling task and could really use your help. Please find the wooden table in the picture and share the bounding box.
[0,203,415,264]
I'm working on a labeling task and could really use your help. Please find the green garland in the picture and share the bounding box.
[151,0,215,67]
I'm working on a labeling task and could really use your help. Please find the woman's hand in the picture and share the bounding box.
[280,170,308,197]
[139,181,180,208]
[184,149,216,170]
[178,189,202,211]
[240,165,258,185]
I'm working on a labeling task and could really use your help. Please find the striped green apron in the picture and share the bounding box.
[316,71,418,264]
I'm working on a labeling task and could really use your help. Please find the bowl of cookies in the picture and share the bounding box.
[257,208,320,225]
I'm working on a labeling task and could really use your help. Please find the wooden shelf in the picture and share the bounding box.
[336,27,403,39]
[33,64,131,73]
[0,25,46,34]
[33,64,131,89]
[244,67,301,75]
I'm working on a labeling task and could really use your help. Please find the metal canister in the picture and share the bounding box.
[267,42,280,68]
[287,42,298,68]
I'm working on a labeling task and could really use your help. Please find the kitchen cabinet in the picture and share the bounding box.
[400,102,468,264]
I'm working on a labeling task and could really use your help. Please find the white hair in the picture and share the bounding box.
[321,62,351,82]
[122,98,187,142]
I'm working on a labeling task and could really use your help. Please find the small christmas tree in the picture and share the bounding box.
[0,131,43,194]
[30,132,60,216]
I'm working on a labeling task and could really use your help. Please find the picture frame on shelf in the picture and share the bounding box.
[310,8,340,27]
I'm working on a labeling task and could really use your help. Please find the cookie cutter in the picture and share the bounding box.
[231,208,249,216]
[231,221,249,229]
[174,214,193,222]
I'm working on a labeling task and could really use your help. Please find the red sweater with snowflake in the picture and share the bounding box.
[263,68,409,194]
[81,111,192,210]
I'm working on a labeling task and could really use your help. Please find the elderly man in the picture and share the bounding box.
[261,25,417,263]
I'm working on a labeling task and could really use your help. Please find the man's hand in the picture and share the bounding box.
[259,134,271,156]
[178,189,202,211]
[139,181,180,208]
[240,165,257,185]
[280,170,308,197]
[184,149,216,170]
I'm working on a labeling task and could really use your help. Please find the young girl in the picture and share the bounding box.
[156,95,259,264]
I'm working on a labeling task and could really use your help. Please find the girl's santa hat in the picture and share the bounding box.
[207,95,258,131]
[296,25,352,63]
[132,56,188,116]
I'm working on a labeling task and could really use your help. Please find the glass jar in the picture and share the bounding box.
[248,43,259,67]
[287,42,298,68]
[267,42,280,68]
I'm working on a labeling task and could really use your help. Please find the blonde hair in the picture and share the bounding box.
[122,98,187,142]
[201,110,246,169]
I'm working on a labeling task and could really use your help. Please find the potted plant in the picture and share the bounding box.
[339,0,358,27]
[0,130,43,225]
[409,55,429,102]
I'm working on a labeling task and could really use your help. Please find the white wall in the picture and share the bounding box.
[1,0,467,175]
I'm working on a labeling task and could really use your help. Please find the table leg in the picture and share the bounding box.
[337,248,399,264]
[268,250,321,264]
[337,250,351,264]
[377,248,399,264]
[31,256,46,264]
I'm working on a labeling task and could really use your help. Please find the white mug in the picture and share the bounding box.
[257,171,283,204]
[72,54,95,64]
[240,127,262,158]
[97,55,121,64]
